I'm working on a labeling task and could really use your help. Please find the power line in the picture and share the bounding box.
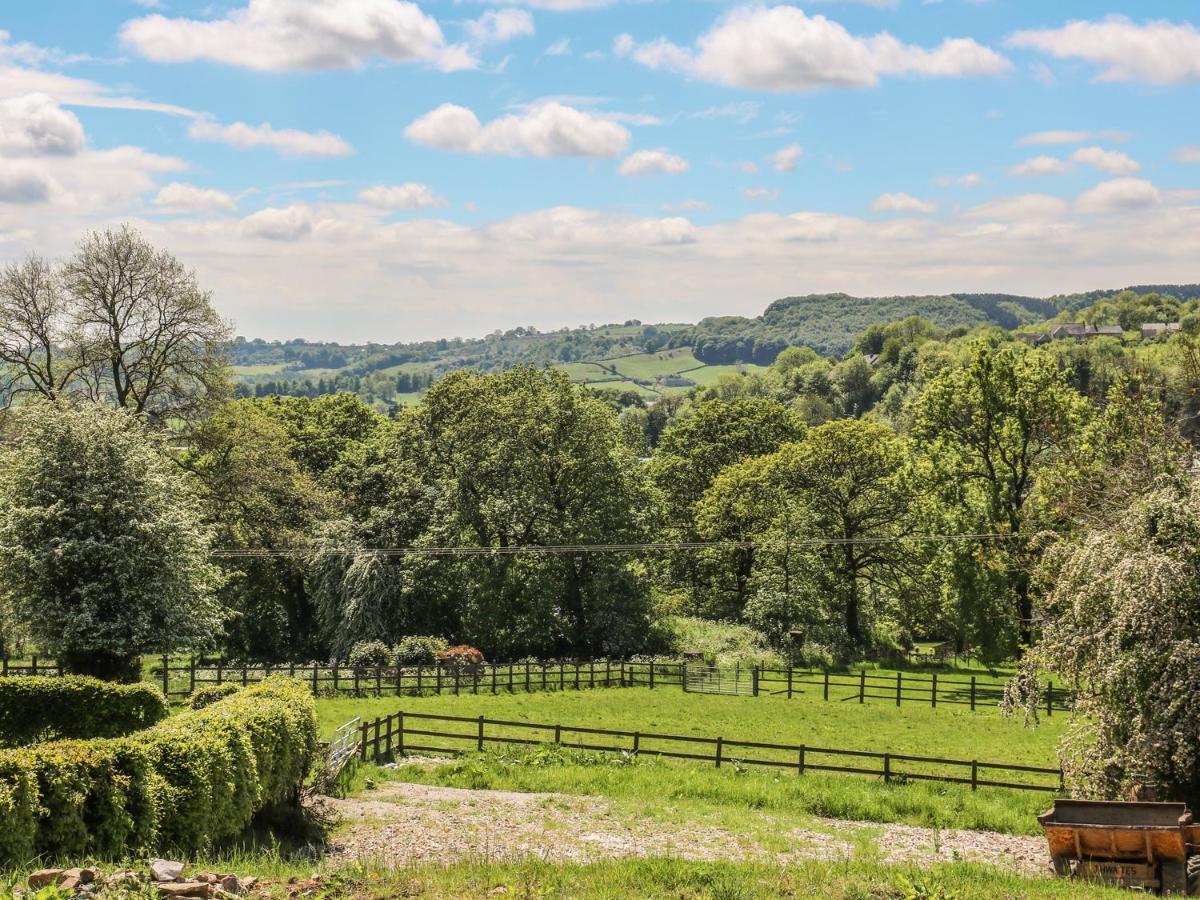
[210,532,1027,559]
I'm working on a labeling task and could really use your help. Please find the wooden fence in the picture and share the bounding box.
[4,655,1071,714]
[138,658,684,699]
[356,709,1064,794]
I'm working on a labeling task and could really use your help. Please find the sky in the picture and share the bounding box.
[0,1,1198,342]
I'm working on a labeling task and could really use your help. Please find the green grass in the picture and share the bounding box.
[686,363,772,386]
[554,361,624,383]
[0,857,1129,899]
[232,363,292,376]
[605,348,701,380]
[315,686,1061,768]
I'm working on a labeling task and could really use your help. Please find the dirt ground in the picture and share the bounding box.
[323,779,1050,876]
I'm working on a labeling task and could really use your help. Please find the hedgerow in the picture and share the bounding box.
[0,676,169,747]
[188,682,242,709]
[0,676,317,866]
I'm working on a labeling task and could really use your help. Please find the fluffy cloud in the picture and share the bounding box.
[121,0,474,72]
[153,182,237,213]
[465,9,535,46]
[405,102,630,158]
[485,0,611,8]
[1009,16,1200,84]
[0,161,57,203]
[1009,155,1071,177]
[187,117,354,158]
[241,205,315,240]
[769,143,804,173]
[1010,147,1141,178]
[872,192,935,214]
[935,172,983,188]
[1076,178,1160,213]
[617,6,1009,91]
[617,149,689,176]
[0,93,85,157]
[358,183,448,209]
[1071,146,1140,176]
[662,199,709,212]
[1018,129,1129,146]
[745,187,780,203]
[966,194,1069,221]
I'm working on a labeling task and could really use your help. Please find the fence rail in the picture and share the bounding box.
[356,709,1063,794]
[3,655,1072,713]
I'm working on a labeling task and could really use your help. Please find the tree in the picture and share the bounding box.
[0,401,221,679]
[1010,482,1200,805]
[62,225,232,420]
[913,340,1089,648]
[0,256,83,407]
[184,400,335,661]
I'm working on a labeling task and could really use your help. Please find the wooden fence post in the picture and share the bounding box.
[333,662,339,694]
[375,666,382,698]
[823,670,829,701]
[359,720,369,761]
[895,672,902,707]
[752,666,759,697]
[970,676,976,711]
[353,666,359,696]
[189,658,197,695]
[859,671,865,703]
[554,723,562,744]
[454,669,460,696]
[971,760,978,791]
[1046,680,1053,718]
[242,664,249,687]
[633,731,640,755]
[311,665,318,695]
[31,656,37,676]
[715,736,723,768]
[477,715,485,752]
[649,661,655,690]
[787,667,793,700]
[931,672,937,708]
[436,665,442,694]
[216,661,223,685]
[398,712,405,757]
[526,661,532,692]
[162,653,170,696]
[798,745,806,775]
[620,660,625,687]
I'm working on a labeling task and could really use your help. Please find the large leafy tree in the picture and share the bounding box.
[185,400,336,661]
[913,339,1089,649]
[1012,482,1200,805]
[0,401,222,679]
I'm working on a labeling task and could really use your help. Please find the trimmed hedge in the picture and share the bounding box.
[0,676,317,865]
[0,676,169,747]
[188,682,241,709]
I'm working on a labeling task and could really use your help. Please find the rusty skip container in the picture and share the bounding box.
[1039,799,1193,894]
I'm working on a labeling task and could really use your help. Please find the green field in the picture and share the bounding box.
[605,348,702,380]
[555,361,624,383]
[686,363,772,386]
[231,363,292,376]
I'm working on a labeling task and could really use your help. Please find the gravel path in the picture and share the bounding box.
[324,780,1050,876]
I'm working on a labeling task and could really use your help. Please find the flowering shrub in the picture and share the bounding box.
[437,645,485,673]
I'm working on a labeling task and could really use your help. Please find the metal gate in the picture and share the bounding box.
[683,665,756,696]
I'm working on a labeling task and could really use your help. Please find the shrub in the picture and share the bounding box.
[393,635,449,666]
[348,640,392,669]
[188,682,241,709]
[0,676,169,747]
[437,645,485,673]
[0,675,317,865]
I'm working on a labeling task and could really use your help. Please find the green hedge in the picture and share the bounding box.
[0,676,317,865]
[0,676,169,747]
[188,682,241,709]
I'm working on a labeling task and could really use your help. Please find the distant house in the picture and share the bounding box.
[1015,331,1050,346]
[1142,322,1182,340]
[657,375,696,388]
[1046,323,1123,341]
[1092,325,1124,339]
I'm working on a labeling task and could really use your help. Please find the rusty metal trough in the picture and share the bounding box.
[1040,799,1196,894]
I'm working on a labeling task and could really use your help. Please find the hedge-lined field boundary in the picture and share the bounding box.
[0,676,169,747]
[0,676,317,866]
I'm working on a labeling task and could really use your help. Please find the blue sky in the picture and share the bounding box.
[0,1,1198,341]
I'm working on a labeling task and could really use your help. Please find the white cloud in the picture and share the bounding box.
[935,172,983,188]
[465,9,535,46]
[153,182,237,213]
[0,161,57,203]
[496,0,611,9]
[966,194,1069,221]
[1176,146,1200,164]
[187,117,353,158]
[872,192,935,214]
[241,205,315,241]
[405,102,630,158]
[737,161,759,175]
[1018,129,1129,146]
[769,143,804,173]
[745,187,780,203]
[1009,155,1071,177]
[0,93,85,157]
[1071,146,1140,176]
[358,183,448,209]
[617,149,689,177]
[662,199,709,212]
[1009,16,1200,85]
[121,0,474,72]
[1010,147,1141,178]
[620,6,1009,91]
[1076,178,1160,214]
[545,38,571,56]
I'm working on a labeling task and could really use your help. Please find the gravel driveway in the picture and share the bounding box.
[324,780,1050,876]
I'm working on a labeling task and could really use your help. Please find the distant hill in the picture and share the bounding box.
[679,292,1061,361]
[230,284,1199,407]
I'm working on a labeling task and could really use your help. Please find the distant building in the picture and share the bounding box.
[657,375,696,388]
[1044,323,1124,342]
[1015,331,1050,346]
[864,353,880,367]
[1141,322,1182,340]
